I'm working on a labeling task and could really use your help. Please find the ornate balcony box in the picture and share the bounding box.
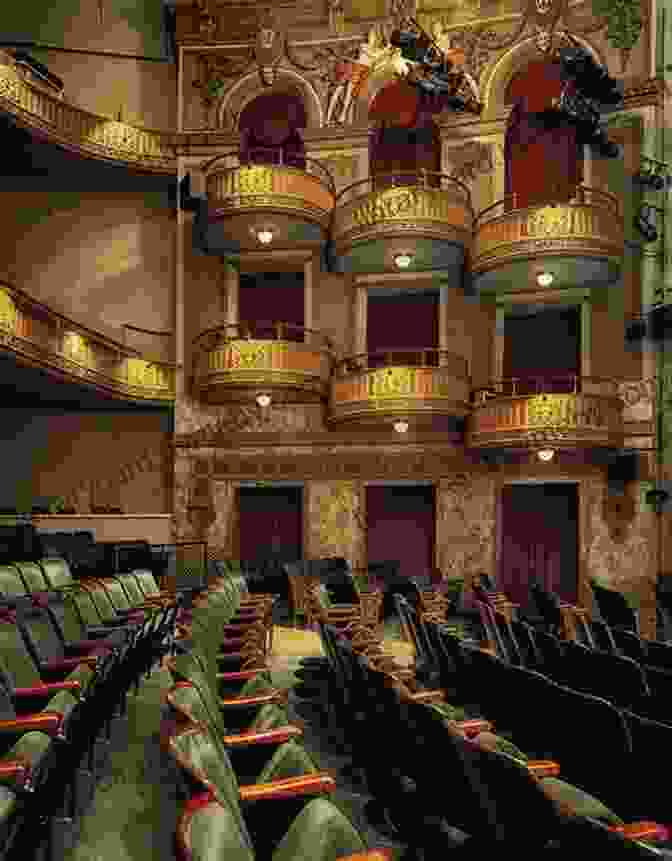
[201,154,335,256]
[467,377,624,451]
[330,172,473,275]
[329,350,471,428]
[471,188,624,296]
[192,321,332,404]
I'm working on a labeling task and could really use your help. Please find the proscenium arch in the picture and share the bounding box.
[218,68,324,130]
[480,34,605,122]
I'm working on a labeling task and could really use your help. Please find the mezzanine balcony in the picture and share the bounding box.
[472,187,624,297]
[467,376,624,451]
[329,348,470,428]
[192,320,332,405]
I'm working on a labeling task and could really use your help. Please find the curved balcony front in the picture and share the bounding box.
[329,349,470,428]
[201,153,335,257]
[0,282,175,402]
[467,376,624,451]
[472,187,624,297]
[330,172,473,275]
[192,321,332,405]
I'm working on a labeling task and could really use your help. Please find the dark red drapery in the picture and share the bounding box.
[367,293,439,364]
[238,487,303,562]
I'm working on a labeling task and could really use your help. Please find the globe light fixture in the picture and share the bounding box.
[394,253,413,269]
[393,419,409,433]
[256,393,272,408]
[256,228,274,245]
[536,272,554,287]
[537,448,555,462]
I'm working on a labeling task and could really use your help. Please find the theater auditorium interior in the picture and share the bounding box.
[0,0,671,858]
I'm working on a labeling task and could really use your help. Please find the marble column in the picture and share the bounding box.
[353,284,367,357]
[304,258,313,343]
[439,286,449,366]
[224,263,239,329]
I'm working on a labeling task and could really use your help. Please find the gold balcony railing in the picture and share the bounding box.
[468,376,624,449]
[0,51,176,172]
[332,171,473,250]
[205,151,336,229]
[0,281,175,401]
[330,349,471,425]
[192,320,333,404]
[472,186,624,274]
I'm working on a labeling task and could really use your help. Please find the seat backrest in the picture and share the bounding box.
[528,578,563,632]
[0,565,27,597]
[39,557,75,591]
[133,570,161,596]
[591,581,639,633]
[0,604,42,687]
[98,578,134,612]
[175,797,253,861]
[611,628,647,663]
[15,598,66,664]
[644,639,672,671]
[80,581,120,622]
[582,647,651,708]
[13,561,50,593]
[115,573,147,605]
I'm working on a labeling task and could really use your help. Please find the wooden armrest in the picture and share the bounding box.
[0,759,30,782]
[527,760,561,778]
[394,669,415,682]
[219,692,282,708]
[216,670,265,682]
[222,726,303,747]
[456,719,493,737]
[239,773,336,802]
[0,712,64,736]
[340,852,395,861]
[14,681,81,698]
[610,822,667,841]
[409,690,445,704]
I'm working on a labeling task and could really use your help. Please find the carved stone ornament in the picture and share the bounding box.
[255,10,285,86]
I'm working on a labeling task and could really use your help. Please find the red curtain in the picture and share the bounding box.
[366,486,435,585]
[502,308,580,393]
[238,487,303,563]
[499,484,578,607]
[369,80,420,129]
[367,293,439,365]
[504,60,581,209]
[238,92,306,166]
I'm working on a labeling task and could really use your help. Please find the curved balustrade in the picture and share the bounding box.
[0,282,175,402]
[330,348,471,426]
[205,151,335,229]
[192,320,332,404]
[472,186,624,276]
[332,171,473,251]
[468,376,624,450]
[0,52,175,172]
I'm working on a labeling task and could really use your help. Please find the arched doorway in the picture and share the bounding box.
[504,58,582,209]
[368,80,442,190]
[238,90,307,168]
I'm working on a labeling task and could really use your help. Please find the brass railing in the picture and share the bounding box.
[330,348,471,422]
[0,52,176,172]
[468,375,624,448]
[472,186,624,273]
[192,320,332,401]
[0,281,175,401]
[332,171,474,243]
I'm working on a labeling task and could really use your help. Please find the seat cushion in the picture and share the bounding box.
[540,777,625,825]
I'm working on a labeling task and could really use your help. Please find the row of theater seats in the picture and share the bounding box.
[298,608,672,857]
[161,568,397,861]
[0,555,180,859]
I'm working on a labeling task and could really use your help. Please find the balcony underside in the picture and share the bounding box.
[329,235,465,275]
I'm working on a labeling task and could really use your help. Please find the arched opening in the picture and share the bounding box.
[368,81,442,191]
[503,58,582,210]
[238,90,307,168]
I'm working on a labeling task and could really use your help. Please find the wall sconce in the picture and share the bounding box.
[256,393,272,408]
[394,253,413,269]
[537,448,555,462]
[536,272,554,287]
[256,228,274,245]
[393,419,409,433]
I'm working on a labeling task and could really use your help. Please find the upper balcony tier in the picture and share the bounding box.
[330,172,473,275]
[329,349,470,429]
[0,282,175,403]
[467,376,624,451]
[471,187,624,297]
[201,153,336,256]
[192,320,332,405]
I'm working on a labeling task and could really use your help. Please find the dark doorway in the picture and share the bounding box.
[238,272,305,343]
[238,90,306,168]
[499,483,579,609]
[503,306,581,394]
[367,291,439,367]
[366,484,435,606]
[238,486,303,594]
[368,114,441,190]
